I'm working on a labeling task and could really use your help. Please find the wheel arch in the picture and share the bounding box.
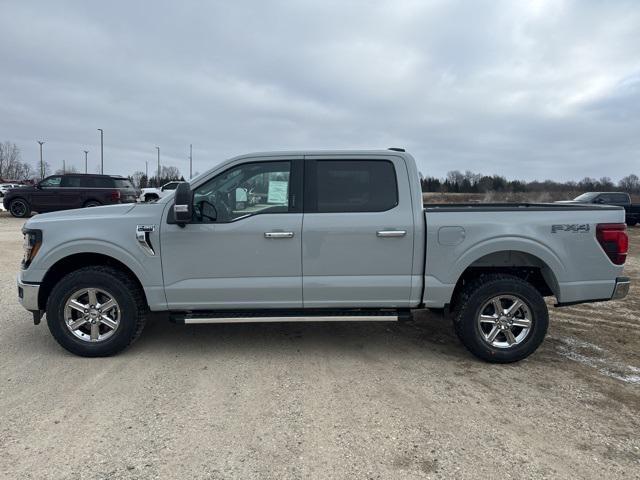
[38,252,148,310]
[449,248,561,310]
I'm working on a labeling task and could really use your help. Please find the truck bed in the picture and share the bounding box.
[421,202,626,308]
[423,202,623,212]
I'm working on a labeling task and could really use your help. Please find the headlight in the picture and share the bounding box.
[22,229,42,269]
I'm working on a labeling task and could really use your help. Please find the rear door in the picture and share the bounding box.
[302,155,415,308]
[59,176,85,209]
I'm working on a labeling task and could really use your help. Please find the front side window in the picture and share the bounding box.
[39,176,62,188]
[192,161,291,223]
[309,160,398,213]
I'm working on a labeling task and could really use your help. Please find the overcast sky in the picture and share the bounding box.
[0,0,638,181]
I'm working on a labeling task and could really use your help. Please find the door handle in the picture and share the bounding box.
[264,231,295,239]
[376,230,407,238]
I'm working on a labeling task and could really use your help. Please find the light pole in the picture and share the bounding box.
[37,141,45,179]
[189,144,193,179]
[156,146,160,186]
[97,129,104,174]
[145,160,148,179]
[83,150,89,174]
[62,159,66,174]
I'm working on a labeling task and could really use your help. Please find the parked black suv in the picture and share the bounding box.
[3,174,137,218]
[557,192,640,226]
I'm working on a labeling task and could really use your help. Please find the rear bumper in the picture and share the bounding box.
[611,276,630,300]
[17,274,40,311]
[555,276,630,307]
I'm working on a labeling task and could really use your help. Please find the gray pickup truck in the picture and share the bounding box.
[17,149,630,362]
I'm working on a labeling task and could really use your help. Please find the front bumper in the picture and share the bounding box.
[611,276,630,300]
[17,274,40,311]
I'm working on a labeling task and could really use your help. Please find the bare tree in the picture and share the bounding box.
[619,174,640,194]
[130,171,146,189]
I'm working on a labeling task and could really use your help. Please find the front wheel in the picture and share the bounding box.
[84,200,102,208]
[627,219,638,227]
[46,266,147,356]
[9,198,30,218]
[453,273,548,363]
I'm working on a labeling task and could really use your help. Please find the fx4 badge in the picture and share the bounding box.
[551,224,590,234]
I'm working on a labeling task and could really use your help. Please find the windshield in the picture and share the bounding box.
[573,192,599,201]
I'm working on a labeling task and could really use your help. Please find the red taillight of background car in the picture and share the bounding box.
[596,223,628,265]
[110,190,121,201]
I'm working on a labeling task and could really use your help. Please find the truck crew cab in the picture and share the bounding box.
[17,150,630,362]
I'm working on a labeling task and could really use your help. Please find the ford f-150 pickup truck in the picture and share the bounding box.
[16,149,631,362]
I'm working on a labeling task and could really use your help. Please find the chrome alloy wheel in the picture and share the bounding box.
[64,288,121,342]
[477,295,532,349]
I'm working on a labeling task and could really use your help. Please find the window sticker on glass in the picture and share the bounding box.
[267,180,288,204]
[235,187,248,202]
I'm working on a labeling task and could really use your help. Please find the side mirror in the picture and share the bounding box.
[173,183,193,224]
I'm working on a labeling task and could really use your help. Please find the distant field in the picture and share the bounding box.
[423,192,640,204]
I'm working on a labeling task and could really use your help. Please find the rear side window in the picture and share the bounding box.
[84,177,114,188]
[114,179,134,189]
[307,160,398,213]
[611,193,629,203]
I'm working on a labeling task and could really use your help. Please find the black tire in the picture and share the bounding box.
[144,194,159,202]
[46,266,147,357]
[84,200,102,208]
[452,273,548,363]
[9,198,30,218]
[627,219,638,227]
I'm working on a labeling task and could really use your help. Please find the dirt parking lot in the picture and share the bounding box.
[0,212,638,479]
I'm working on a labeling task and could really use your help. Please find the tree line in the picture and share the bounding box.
[421,170,640,195]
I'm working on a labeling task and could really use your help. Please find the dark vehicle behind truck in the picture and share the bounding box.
[3,174,136,218]
[557,192,640,226]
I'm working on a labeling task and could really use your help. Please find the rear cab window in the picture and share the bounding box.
[305,160,398,213]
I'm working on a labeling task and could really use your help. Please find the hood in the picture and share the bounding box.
[25,203,137,227]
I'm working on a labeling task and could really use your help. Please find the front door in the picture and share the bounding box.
[161,157,304,310]
[302,156,416,308]
[31,175,62,212]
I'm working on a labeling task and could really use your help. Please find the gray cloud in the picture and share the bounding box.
[0,0,638,181]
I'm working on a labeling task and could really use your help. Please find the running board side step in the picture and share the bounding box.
[170,309,410,325]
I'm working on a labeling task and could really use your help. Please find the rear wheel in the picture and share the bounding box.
[627,219,638,226]
[46,266,147,357]
[453,273,548,363]
[9,198,30,218]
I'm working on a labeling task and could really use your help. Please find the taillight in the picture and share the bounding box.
[110,190,121,201]
[596,223,628,265]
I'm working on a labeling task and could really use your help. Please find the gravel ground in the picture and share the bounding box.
[0,212,638,479]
